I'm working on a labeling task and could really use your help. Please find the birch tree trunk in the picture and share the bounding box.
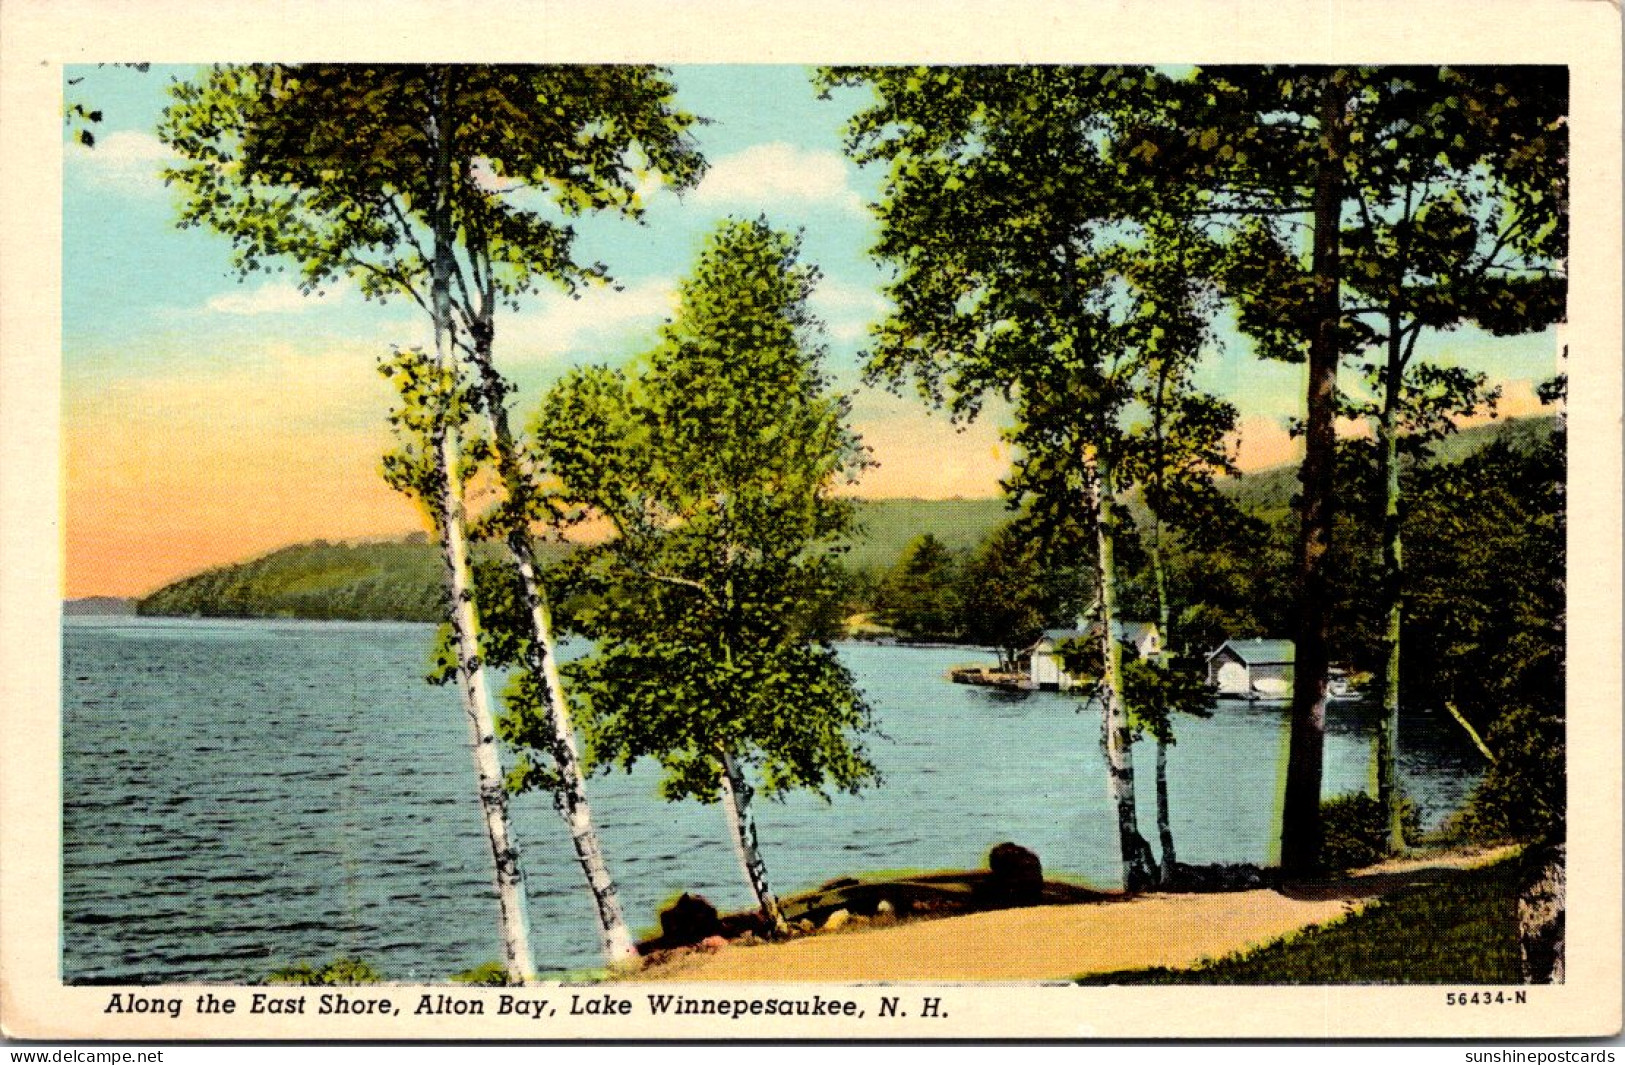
[718,749,789,934]
[425,71,536,983]
[1150,525,1178,882]
[1084,445,1159,893]
[1281,72,1349,875]
[468,336,638,965]
[1154,740,1175,881]
[430,446,537,983]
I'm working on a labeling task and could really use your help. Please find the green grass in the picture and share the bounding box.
[1076,854,1525,985]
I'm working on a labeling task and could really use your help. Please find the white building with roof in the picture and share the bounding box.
[1205,638,1296,698]
[1025,620,1162,691]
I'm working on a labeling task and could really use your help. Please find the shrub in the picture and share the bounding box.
[1319,793,1421,871]
[1457,702,1564,845]
[266,956,383,985]
[451,961,511,986]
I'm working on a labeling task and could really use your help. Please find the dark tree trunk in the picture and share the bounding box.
[1280,71,1349,876]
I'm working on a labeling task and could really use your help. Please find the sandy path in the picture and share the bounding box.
[633,847,1516,983]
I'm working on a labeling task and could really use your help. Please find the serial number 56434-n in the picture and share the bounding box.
[1446,991,1529,1005]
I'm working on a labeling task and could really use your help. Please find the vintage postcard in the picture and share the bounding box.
[2,0,1619,1043]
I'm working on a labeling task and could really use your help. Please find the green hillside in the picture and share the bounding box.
[135,416,1553,622]
[137,501,1012,621]
[1212,413,1557,522]
[138,536,568,622]
[839,497,1013,576]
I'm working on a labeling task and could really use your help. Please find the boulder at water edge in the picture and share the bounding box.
[660,892,724,947]
[986,842,1045,906]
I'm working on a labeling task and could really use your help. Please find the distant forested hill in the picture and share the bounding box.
[137,536,566,622]
[136,501,1013,621]
[135,416,1553,622]
[1209,413,1556,523]
[838,497,1013,576]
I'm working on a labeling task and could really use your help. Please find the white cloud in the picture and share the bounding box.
[206,280,353,316]
[72,129,176,192]
[692,143,866,214]
[500,278,678,359]
[811,277,888,315]
[811,277,888,343]
[827,320,876,343]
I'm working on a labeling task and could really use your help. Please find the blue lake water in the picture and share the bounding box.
[62,617,1482,984]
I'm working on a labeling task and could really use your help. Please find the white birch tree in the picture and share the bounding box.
[160,63,704,974]
[534,219,876,933]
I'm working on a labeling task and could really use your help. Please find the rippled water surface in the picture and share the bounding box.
[63,617,1482,983]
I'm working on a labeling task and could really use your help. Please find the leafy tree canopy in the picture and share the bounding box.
[161,63,706,326]
[530,218,876,804]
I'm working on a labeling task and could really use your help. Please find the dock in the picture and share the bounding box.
[948,667,1032,691]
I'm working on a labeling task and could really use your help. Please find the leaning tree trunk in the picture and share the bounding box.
[1280,71,1349,876]
[467,333,637,965]
[1374,320,1407,855]
[1084,445,1159,893]
[425,73,535,983]
[718,748,789,934]
[430,441,537,983]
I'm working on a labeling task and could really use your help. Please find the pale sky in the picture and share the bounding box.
[62,64,1560,597]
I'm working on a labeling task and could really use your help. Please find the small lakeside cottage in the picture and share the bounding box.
[1025,620,1162,691]
[1205,638,1295,698]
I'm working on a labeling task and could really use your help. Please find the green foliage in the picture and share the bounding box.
[1155,416,1558,673]
[450,960,512,986]
[1405,426,1565,843]
[1112,64,1566,872]
[1403,432,1565,730]
[825,66,1236,889]
[530,218,876,805]
[1151,414,1564,848]
[837,498,1009,577]
[1121,652,1216,742]
[1457,703,1565,845]
[377,346,493,509]
[1078,854,1525,985]
[875,534,962,642]
[265,957,384,985]
[161,64,705,314]
[134,537,499,622]
[133,500,993,625]
[957,524,1092,668]
[1319,793,1423,871]
[136,414,1556,654]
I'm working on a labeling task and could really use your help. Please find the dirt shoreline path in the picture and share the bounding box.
[631,846,1518,983]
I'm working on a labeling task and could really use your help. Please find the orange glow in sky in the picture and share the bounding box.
[64,367,1555,599]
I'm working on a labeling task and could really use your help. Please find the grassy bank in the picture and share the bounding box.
[1077,851,1524,985]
